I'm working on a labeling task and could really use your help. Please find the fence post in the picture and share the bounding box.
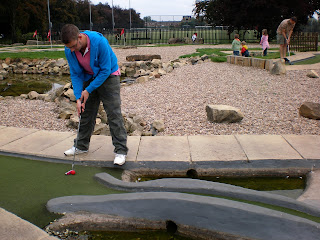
[315,32,318,51]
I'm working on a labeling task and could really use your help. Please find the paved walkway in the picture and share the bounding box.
[1,126,320,170]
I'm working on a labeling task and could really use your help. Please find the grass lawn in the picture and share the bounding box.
[0,51,66,59]
[0,44,319,65]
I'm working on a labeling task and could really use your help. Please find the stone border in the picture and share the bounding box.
[227,55,274,71]
[94,172,320,218]
[46,192,320,240]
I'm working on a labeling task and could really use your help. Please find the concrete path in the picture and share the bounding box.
[0,126,320,171]
[0,208,58,240]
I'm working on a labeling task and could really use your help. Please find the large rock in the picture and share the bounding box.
[55,58,67,67]
[206,105,244,123]
[126,55,161,61]
[270,60,286,75]
[136,76,150,83]
[28,91,39,100]
[299,102,320,120]
[152,119,165,132]
[168,38,185,44]
[306,70,319,78]
[63,88,76,102]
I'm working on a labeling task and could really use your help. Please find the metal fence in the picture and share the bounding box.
[104,28,260,46]
[290,32,319,52]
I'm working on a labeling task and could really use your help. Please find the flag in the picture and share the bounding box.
[47,30,51,41]
[33,30,37,38]
[120,28,125,35]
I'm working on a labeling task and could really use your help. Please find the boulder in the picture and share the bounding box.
[306,70,319,78]
[152,119,165,132]
[93,123,110,135]
[168,38,185,44]
[151,59,162,68]
[126,55,161,61]
[270,60,286,75]
[206,105,244,123]
[299,102,320,120]
[63,88,76,102]
[2,63,9,70]
[136,76,150,83]
[125,67,136,77]
[55,58,67,67]
[59,110,74,120]
[28,91,39,100]
[67,115,80,129]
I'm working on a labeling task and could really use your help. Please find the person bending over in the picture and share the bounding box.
[61,24,128,166]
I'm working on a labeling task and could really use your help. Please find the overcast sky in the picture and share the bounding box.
[90,0,196,20]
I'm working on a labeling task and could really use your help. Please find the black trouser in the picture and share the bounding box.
[75,75,128,155]
[263,48,268,56]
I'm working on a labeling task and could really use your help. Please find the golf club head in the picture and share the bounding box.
[65,170,76,175]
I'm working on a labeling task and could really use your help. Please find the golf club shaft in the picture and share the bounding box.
[72,114,81,170]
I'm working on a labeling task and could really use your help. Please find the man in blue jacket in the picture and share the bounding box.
[61,24,128,165]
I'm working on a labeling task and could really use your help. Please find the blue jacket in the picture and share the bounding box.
[64,31,118,100]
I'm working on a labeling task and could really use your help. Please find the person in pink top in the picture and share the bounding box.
[260,29,270,56]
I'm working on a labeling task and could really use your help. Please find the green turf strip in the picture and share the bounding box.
[0,155,124,228]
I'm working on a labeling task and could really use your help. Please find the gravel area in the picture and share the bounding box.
[0,45,319,135]
[0,99,72,132]
[121,62,320,135]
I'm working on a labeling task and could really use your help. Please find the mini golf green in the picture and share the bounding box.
[0,155,124,228]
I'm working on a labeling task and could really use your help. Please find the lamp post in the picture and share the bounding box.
[89,1,93,30]
[47,0,52,48]
[129,0,132,29]
[112,0,115,32]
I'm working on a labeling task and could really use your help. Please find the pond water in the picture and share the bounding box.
[0,74,70,97]
[0,74,131,97]
[139,175,306,199]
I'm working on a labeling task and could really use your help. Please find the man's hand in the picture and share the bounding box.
[76,90,89,116]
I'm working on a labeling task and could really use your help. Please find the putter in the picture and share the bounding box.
[65,114,81,175]
[287,44,293,65]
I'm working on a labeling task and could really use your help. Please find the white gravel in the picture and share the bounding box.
[0,45,319,135]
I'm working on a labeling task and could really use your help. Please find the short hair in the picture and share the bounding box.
[234,34,239,39]
[241,41,246,44]
[290,16,297,23]
[61,24,80,44]
[262,29,268,35]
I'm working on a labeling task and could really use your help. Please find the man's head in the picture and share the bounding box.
[61,24,83,52]
[290,16,297,24]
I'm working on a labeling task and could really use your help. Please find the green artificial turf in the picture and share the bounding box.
[0,155,124,228]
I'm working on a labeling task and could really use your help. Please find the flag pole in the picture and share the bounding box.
[47,0,53,49]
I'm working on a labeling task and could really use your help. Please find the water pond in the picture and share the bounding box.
[0,74,70,97]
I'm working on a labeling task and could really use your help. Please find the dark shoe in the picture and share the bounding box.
[284,58,290,62]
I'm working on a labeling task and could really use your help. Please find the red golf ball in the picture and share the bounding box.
[70,170,76,175]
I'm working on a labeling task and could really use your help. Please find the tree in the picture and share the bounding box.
[194,0,320,37]
[0,0,145,43]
